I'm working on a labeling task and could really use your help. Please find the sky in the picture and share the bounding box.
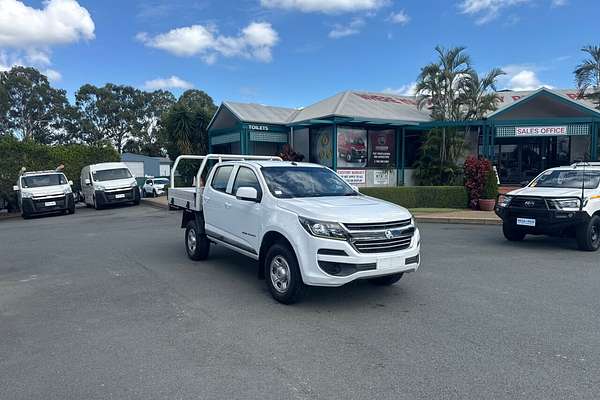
[0,0,597,109]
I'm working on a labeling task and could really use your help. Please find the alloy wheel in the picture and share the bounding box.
[187,228,197,253]
[270,255,290,293]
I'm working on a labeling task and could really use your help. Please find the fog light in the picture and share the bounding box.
[405,255,419,265]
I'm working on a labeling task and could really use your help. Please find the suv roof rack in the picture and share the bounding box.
[21,169,63,176]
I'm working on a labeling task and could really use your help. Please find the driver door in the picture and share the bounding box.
[227,166,263,251]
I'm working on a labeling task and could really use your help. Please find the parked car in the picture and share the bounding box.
[338,135,366,163]
[496,162,600,251]
[81,162,140,210]
[142,177,169,197]
[13,169,75,219]
[168,154,421,304]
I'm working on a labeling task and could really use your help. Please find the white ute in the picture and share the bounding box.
[13,169,76,219]
[169,154,421,304]
[496,162,600,251]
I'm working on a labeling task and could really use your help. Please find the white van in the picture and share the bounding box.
[81,162,140,209]
[14,169,75,218]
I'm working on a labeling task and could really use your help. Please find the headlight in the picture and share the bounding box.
[497,195,513,208]
[130,181,138,188]
[96,185,106,191]
[298,217,347,241]
[21,191,33,199]
[63,186,72,194]
[552,198,581,210]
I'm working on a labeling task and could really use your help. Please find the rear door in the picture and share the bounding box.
[227,166,263,251]
[203,165,235,240]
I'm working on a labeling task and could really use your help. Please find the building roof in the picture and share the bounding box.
[290,91,432,124]
[210,88,599,129]
[223,101,299,125]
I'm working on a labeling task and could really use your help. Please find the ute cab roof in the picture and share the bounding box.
[217,160,323,168]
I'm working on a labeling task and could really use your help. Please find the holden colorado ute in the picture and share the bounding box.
[168,154,421,304]
[496,162,600,251]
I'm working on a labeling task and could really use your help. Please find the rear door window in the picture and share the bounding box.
[210,166,234,193]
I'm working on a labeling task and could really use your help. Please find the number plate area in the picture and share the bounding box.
[115,194,125,199]
[44,201,56,207]
[516,218,536,227]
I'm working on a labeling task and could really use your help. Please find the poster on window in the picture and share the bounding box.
[338,169,366,185]
[337,127,367,168]
[368,130,395,168]
[373,170,390,185]
[309,127,333,168]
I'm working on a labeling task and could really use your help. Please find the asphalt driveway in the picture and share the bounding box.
[1,204,599,399]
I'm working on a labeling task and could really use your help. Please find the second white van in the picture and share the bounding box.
[81,162,140,209]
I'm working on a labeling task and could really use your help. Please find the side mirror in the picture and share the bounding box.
[236,187,259,202]
[351,185,360,193]
[520,180,529,187]
[85,178,91,185]
[13,185,19,191]
[68,180,73,186]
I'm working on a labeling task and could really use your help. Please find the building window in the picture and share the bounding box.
[367,129,395,168]
[337,126,367,168]
[403,132,423,168]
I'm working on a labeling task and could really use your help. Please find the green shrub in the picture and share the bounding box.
[481,169,499,199]
[0,136,119,210]
[361,186,468,209]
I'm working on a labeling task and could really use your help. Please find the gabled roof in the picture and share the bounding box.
[488,88,600,118]
[290,91,431,124]
[223,101,299,124]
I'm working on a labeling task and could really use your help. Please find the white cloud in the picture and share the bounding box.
[329,18,365,39]
[143,76,194,91]
[383,82,417,96]
[499,64,553,91]
[458,0,529,24]
[260,0,388,13]
[388,10,410,25]
[0,0,95,82]
[551,0,567,6]
[137,22,279,63]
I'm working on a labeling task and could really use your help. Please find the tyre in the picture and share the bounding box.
[21,211,30,219]
[346,153,352,162]
[93,195,102,210]
[502,223,526,241]
[153,189,158,198]
[369,273,404,286]
[576,215,600,252]
[185,220,210,261]
[67,205,75,214]
[265,242,306,304]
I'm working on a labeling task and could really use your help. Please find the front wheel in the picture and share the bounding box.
[185,220,210,260]
[369,273,403,286]
[503,223,526,241]
[576,215,600,252]
[265,243,306,304]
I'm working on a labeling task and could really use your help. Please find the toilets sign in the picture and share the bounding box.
[515,126,567,136]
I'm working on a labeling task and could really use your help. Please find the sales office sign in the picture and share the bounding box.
[515,126,567,136]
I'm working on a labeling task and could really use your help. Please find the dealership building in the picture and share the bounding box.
[207,88,600,187]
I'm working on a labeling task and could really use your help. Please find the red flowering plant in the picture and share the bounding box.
[463,156,492,209]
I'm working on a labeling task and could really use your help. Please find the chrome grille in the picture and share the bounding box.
[509,197,548,210]
[349,226,415,254]
[343,219,411,232]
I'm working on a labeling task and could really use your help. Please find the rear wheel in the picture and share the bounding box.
[185,220,210,261]
[265,242,306,304]
[576,215,600,252]
[369,273,403,286]
[503,223,526,241]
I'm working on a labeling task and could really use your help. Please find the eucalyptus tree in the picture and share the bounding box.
[574,45,600,109]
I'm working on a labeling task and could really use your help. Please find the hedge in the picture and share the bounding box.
[0,136,119,211]
[360,186,468,209]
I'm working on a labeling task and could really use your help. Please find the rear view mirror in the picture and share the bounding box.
[85,178,91,185]
[13,185,19,191]
[236,187,259,202]
[68,180,73,186]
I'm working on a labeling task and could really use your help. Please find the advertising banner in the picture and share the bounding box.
[337,127,367,168]
[368,130,395,167]
[337,169,366,185]
[373,170,390,185]
[309,127,333,168]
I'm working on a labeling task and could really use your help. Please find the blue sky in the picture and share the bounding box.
[0,0,597,108]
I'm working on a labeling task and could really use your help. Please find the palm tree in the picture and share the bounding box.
[574,45,600,109]
[460,68,505,120]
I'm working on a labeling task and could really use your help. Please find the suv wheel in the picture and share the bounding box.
[576,215,600,252]
[369,273,404,286]
[185,220,210,260]
[502,223,526,241]
[265,242,306,304]
[93,195,101,210]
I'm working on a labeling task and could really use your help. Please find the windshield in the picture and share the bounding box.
[21,174,67,188]
[531,169,600,189]
[154,179,169,184]
[93,168,132,182]
[261,166,356,198]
